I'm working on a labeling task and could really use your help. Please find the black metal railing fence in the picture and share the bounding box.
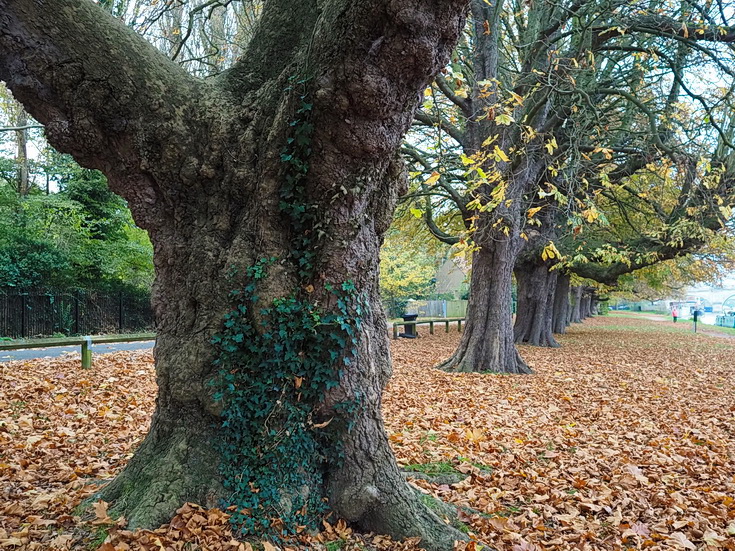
[0,288,153,338]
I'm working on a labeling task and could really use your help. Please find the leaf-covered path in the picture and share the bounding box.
[387,315,735,549]
[1,315,733,549]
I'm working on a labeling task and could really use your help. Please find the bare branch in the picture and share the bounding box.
[414,110,466,148]
[434,74,472,117]
[0,124,43,132]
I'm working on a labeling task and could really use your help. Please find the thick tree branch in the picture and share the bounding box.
[434,74,472,117]
[0,0,207,225]
[423,195,461,245]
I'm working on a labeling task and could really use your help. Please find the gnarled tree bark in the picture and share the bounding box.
[0,0,469,548]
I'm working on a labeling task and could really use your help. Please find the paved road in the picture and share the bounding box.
[0,340,155,363]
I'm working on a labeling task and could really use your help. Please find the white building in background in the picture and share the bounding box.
[616,274,735,323]
[665,275,735,323]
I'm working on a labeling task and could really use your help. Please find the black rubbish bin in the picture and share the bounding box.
[399,313,419,338]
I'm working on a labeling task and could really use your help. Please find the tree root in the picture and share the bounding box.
[400,471,496,550]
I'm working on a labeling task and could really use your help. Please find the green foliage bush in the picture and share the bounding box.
[0,155,153,293]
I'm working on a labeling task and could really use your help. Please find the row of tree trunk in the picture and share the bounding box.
[516,268,599,338]
[516,269,600,346]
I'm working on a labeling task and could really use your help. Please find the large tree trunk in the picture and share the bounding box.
[101,211,462,547]
[432,0,555,374]
[552,273,571,334]
[513,259,559,347]
[0,1,469,549]
[438,239,531,373]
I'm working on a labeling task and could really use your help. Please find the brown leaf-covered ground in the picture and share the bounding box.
[1,314,734,550]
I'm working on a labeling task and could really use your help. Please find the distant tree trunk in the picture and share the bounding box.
[438,239,531,373]
[13,108,29,195]
[570,285,583,323]
[0,1,469,548]
[580,293,592,319]
[566,296,574,325]
[552,273,570,334]
[513,258,559,347]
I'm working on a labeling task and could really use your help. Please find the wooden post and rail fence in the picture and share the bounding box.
[0,316,464,369]
[390,317,464,339]
[0,333,156,369]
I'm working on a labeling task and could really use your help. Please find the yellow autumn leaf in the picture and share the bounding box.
[583,208,599,223]
[465,428,486,443]
[425,171,441,185]
[493,145,510,162]
[482,134,498,147]
[544,137,558,154]
[541,241,561,262]
[496,112,514,125]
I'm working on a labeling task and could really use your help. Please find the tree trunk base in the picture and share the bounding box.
[438,347,532,374]
[515,334,560,348]
[513,261,559,348]
[437,241,532,374]
[94,399,467,551]
[97,408,224,528]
